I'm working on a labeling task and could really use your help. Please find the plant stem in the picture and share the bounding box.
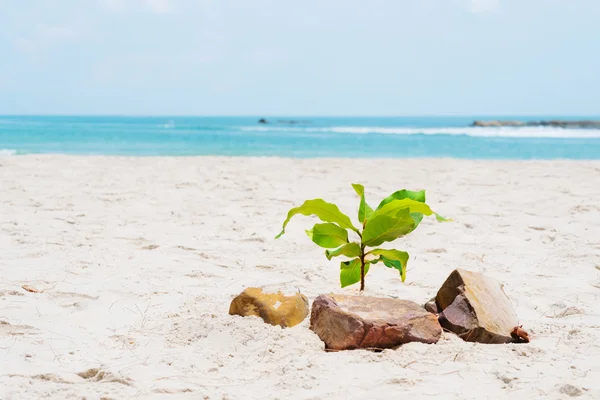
[359,244,366,291]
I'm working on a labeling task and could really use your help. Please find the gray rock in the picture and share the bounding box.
[471,120,600,129]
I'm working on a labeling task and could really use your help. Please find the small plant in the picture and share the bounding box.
[275,184,448,291]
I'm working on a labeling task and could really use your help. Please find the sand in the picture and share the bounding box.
[1,155,599,399]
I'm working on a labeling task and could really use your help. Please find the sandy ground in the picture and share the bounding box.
[1,155,599,400]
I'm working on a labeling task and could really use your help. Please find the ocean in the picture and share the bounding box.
[1,116,600,159]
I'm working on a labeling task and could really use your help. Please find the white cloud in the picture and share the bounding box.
[469,0,500,13]
[145,0,171,13]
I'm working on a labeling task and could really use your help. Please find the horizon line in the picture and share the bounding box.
[2,113,600,118]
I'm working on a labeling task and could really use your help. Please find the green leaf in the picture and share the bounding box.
[305,223,349,248]
[376,190,450,222]
[361,209,416,247]
[325,242,361,260]
[371,198,434,220]
[340,258,370,288]
[410,213,424,229]
[372,198,450,228]
[369,248,409,282]
[434,212,450,222]
[351,183,374,224]
[376,189,426,210]
[275,199,358,238]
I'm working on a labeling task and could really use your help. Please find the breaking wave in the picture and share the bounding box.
[0,148,17,156]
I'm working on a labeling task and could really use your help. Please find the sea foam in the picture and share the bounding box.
[0,149,17,156]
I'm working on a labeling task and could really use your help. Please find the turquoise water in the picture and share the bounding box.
[1,116,600,159]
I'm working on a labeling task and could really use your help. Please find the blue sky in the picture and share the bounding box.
[0,0,599,116]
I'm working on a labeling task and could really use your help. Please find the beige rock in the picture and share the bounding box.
[229,287,309,328]
[310,294,442,351]
[435,269,519,343]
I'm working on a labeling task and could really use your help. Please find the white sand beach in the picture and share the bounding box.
[1,155,599,399]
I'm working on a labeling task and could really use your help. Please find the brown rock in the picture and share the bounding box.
[424,297,439,314]
[229,287,309,328]
[309,294,442,350]
[21,285,40,293]
[435,269,519,343]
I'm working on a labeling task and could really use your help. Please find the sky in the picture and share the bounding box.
[0,0,599,116]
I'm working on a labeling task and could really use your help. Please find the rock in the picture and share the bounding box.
[276,120,311,124]
[472,120,526,127]
[471,119,600,129]
[21,285,40,293]
[257,119,312,125]
[229,287,309,328]
[309,294,442,350]
[424,297,439,314]
[510,325,530,343]
[435,269,519,343]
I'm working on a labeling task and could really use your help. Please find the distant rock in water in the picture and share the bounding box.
[472,120,526,127]
[277,120,312,124]
[257,118,312,125]
[472,120,600,129]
